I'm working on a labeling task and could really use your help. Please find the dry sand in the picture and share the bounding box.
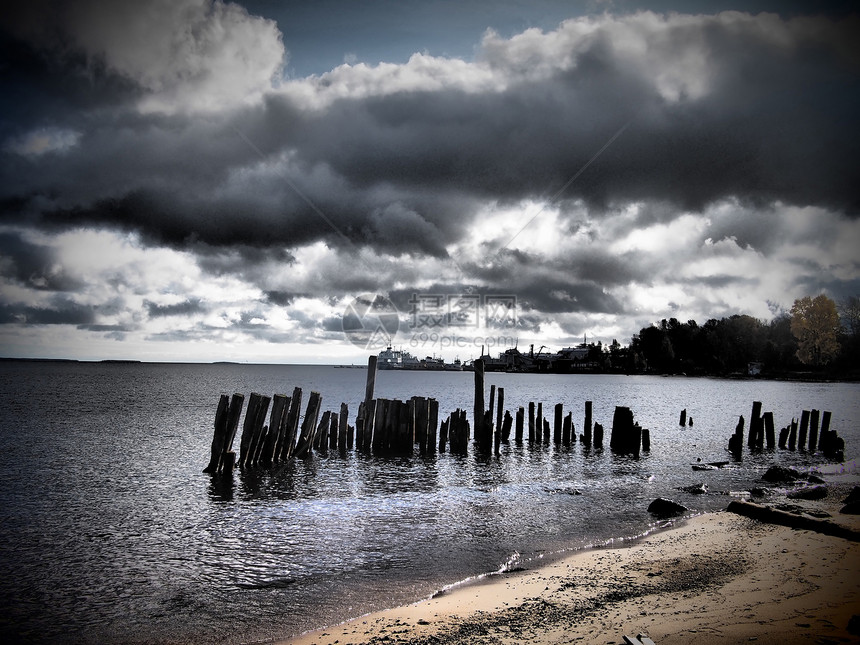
[282,483,860,645]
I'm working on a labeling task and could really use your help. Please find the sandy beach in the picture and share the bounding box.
[282,481,860,645]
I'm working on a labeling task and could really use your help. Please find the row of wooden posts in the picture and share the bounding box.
[204,356,652,475]
[726,401,845,460]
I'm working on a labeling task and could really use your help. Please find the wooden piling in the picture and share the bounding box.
[364,355,378,405]
[473,359,485,437]
[554,403,563,445]
[584,401,593,446]
[610,406,632,455]
[515,407,524,444]
[528,402,535,443]
[809,409,820,452]
[204,394,232,473]
[428,398,438,454]
[496,387,505,436]
[259,394,288,466]
[488,384,496,432]
[502,410,513,444]
[562,411,572,446]
[338,403,349,452]
[679,409,687,426]
[821,410,832,435]
[363,399,377,451]
[763,411,775,450]
[788,417,798,451]
[642,428,650,451]
[748,402,762,448]
[799,410,810,450]
[439,417,449,452]
[239,393,262,468]
[593,422,604,448]
[280,387,303,461]
[329,411,339,450]
[536,402,544,444]
[242,394,271,468]
[778,425,789,449]
[293,391,322,458]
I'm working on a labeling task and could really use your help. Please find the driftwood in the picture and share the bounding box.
[726,500,860,542]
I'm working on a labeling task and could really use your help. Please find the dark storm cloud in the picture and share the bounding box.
[3,9,857,268]
[145,298,205,318]
[0,231,82,290]
[0,298,95,325]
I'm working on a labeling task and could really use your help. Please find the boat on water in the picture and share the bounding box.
[377,346,463,371]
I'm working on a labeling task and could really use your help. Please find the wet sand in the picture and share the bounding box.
[281,482,860,645]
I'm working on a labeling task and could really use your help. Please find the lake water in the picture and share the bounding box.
[0,362,857,644]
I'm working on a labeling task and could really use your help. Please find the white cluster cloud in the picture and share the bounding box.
[7,0,285,115]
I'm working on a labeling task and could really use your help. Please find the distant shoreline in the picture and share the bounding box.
[1,356,856,381]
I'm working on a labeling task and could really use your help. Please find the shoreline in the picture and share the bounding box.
[279,483,860,645]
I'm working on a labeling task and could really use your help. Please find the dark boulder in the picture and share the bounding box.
[647,498,688,518]
[844,486,860,505]
[679,483,708,495]
[761,465,802,483]
[841,501,860,515]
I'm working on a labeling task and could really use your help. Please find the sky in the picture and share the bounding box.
[0,0,858,364]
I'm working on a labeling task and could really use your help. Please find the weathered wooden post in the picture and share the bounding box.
[583,401,593,446]
[428,398,438,454]
[679,409,687,426]
[642,427,650,451]
[763,412,775,450]
[205,394,232,473]
[562,411,572,446]
[778,425,789,449]
[206,394,229,471]
[788,417,798,451]
[748,402,762,448]
[338,403,349,452]
[356,355,377,444]
[239,393,262,467]
[315,410,332,453]
[536,402,543,444]
[293,391,322,458]
[241,394,271,468]
[799,410,810,451]
[496,387,504,436]
[474,359,485,436]
[554,403,563,445]
[610,406,630,454]
[515,407,524,444]
[488,384,496,432]
[809,409,820,452]
[501,410,513,444]
[528,402,535,443]
[363,400,377,451]
[259,394,288,466]
[280,387,303,461]
[329,410,339,450]
[593,422,604,448]
[821,410,832,435]
[728,415,744,458]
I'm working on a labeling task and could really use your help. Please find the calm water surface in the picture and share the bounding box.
[0,362,857,644]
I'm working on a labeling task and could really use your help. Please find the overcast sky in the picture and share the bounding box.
[1,0,858,363]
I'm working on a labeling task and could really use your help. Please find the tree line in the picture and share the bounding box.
[601,294,859,378]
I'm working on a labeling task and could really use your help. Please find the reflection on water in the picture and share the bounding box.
[0,362,857,644]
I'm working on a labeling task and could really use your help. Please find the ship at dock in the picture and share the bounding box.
[377,346,463,371]
[476,341,603,373]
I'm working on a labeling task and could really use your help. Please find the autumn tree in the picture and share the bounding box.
[790,294,841,366]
